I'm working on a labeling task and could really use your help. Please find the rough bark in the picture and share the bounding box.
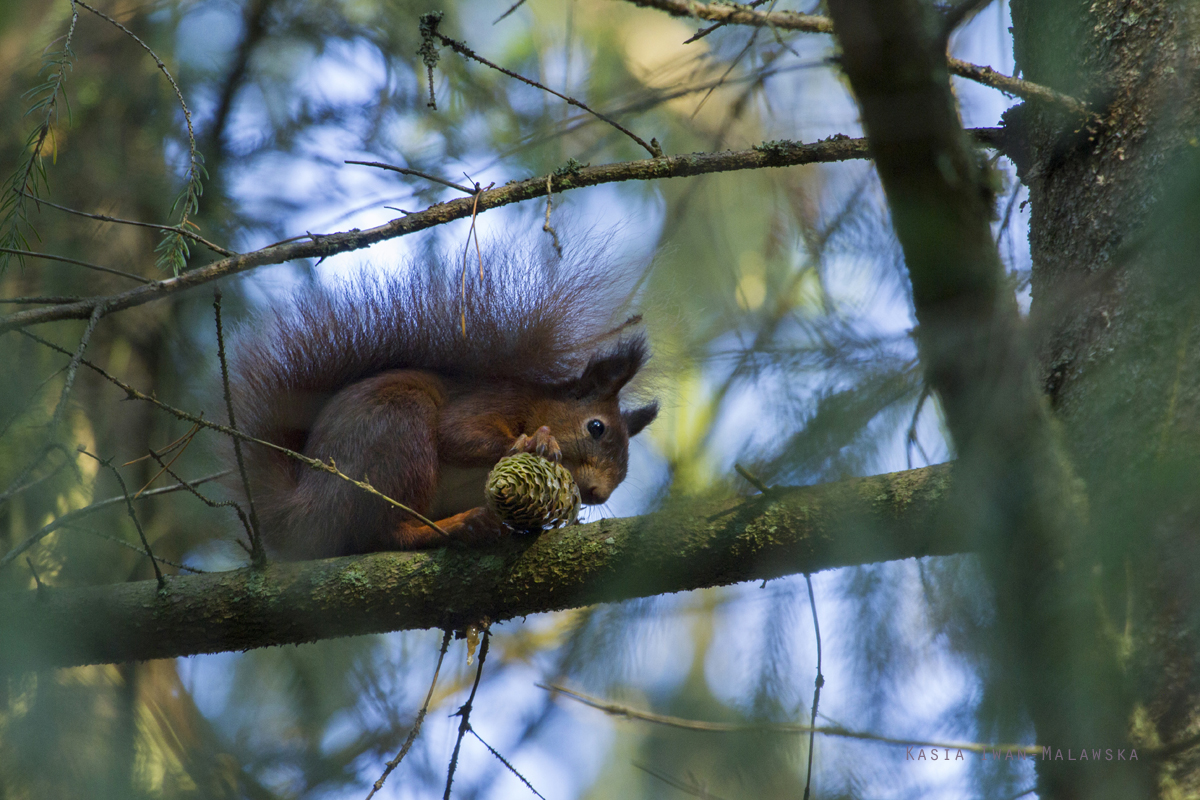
[1010,0,1200,794]
[827,0,1153,797]
[0,464,956,672]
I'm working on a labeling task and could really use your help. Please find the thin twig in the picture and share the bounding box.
[63,522,208,573]
[125,423,198,462]
[0,2,78,273]
[146,445,255,548]
[368,629,453,800]
[691,20,762,119]
[74,0,198,176]
[802,573,823,800]
[73,0,207,272]
[0,296,86,305]
[734,463,771,493]
[459,181,489,337]
[0,365,68,440]
[433,29,662,157]
[505,53,831,153]
[539,683,1044,755]
[542,175,561,256]
[630,0,832,33]
[683,0,771,43]
[699,28,783,151]
[420,12,442,109]
[0,246,155,284]
[905,385,933,470]
[19,192,233,256]
[82,449,165,590]
[16,328,450,540]
[26,557,45,592]
[214,287,265,565]
[129,424,199,496]
[345,161,476,194]
[468,728,547,800]
[261,232,312,248]
[946,57,1091,117]
[444,630,490,800]
[3,302,106,504]
[629,0,1089,115]
[634,762,734,800]
[469,181,486,278]
[1,303,105,509]
[51,302,106,433]
[995,174,1022,247]
[0,446,72,508]
[0,470,230,569]
[492,0,529,24]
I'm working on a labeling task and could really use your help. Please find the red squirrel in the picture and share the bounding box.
[228,250,657,559]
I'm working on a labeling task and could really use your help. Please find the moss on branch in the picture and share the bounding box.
[0,464,957,671]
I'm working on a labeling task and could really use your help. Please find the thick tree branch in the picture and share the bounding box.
[0,130,1009,335]
[0,463,957,672]
[946,57,1090,118]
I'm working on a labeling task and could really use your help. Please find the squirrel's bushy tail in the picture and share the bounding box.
[226,242,643,545]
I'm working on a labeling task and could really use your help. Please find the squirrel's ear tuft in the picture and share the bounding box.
[623,402,658,437]
[572,337,648,399]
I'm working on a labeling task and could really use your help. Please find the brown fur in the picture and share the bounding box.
[228,247,657,559]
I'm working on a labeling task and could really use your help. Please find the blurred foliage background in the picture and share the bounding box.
[0,0,1048,798]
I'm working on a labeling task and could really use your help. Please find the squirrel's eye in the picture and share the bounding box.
[587,419,606,439]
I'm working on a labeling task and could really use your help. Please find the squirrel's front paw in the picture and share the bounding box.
[508,425,562,462]
[392,506,504,549]
[440,507,506,546]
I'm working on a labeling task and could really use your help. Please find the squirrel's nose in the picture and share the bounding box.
[577,481,610,505]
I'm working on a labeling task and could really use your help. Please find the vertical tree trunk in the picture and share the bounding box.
[1011,0,1200,793]
[828,0,1200,796]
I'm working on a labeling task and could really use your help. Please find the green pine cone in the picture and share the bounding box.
[485,453,582,532]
